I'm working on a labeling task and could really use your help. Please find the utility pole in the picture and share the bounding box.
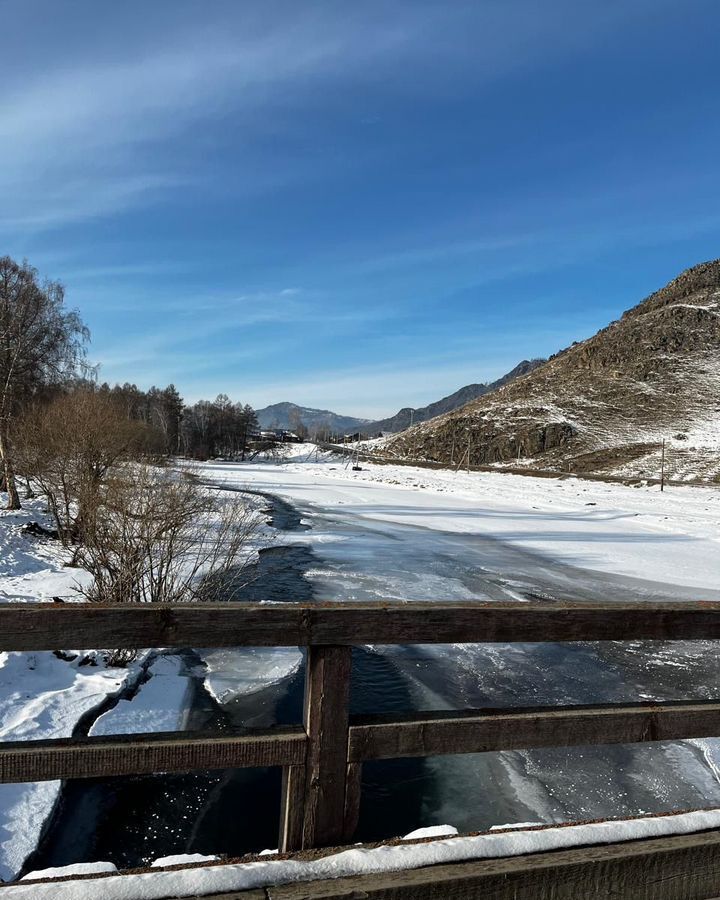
[467,434,471,474]
[450,432,456,466]
[660,439,666,492]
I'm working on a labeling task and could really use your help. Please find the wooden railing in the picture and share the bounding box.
[2,600,720,855]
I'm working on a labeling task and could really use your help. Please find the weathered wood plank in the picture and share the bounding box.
[279,764,306,853]
[4,600,720,651]
[172,893,268,900]
[263,829,720,899]
[348,701,720,761]
[342,761,362,843]
[0,726,306,783]
[302,645,352,849]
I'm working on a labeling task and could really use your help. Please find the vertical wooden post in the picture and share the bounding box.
[301,644,352,849]
[661,438,666,492]
[278,764,305,852]
[343,761,363,843]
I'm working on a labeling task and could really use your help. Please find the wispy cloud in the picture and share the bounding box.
[0,6,421,232]
[93,285,401,377]
[0,0,670,234]
[1,0,710,418]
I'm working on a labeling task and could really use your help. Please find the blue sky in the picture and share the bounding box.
[2,0,720,417]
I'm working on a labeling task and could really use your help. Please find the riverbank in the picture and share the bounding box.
[0,488,272,882]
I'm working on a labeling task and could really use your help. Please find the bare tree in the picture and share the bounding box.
[16,390,156,545]
[0,257,88,509]
[288,408,308,441]
[74,465,261,604]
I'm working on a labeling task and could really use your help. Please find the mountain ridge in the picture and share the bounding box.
[255,359,545,436]
[255,402,369,434]
[363,359,545,434]
[385,260,720,482]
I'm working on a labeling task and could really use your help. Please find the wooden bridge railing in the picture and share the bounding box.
[2,600,720,854]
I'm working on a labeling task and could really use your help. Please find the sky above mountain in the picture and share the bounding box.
[2,0,720,417]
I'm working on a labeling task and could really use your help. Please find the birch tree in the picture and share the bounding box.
[0,257,88,508]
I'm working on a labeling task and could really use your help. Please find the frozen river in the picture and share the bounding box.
[25,455,720,872]
[216,461,720,836]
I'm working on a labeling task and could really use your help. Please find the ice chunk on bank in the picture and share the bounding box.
[199,647,302,703]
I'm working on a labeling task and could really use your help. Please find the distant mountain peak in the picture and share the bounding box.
[256,361,546,438]
[255,401,369,434]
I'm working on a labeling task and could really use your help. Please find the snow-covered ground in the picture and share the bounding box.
[0,649,198,882]
[89,655,193,738]
[0,652,141,883]
[0,499,113,882]
[201,444,720,595]
[0,498,89,604]
[0,491,268,883]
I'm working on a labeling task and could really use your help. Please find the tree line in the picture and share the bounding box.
[0,254,264,619]
[96,383,259,461]
[0,255,264,512]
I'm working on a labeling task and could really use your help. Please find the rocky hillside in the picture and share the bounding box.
[385,260,720,481]
[364,359,545,434]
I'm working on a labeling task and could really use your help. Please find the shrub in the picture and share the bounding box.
[74,464,260,604]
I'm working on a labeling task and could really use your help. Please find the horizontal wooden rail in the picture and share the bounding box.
[3,600,720,651]
[348,701,720,761]
[6,703,720,790]
[0,726,306,784]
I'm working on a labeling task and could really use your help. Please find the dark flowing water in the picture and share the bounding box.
[23,486,720,875]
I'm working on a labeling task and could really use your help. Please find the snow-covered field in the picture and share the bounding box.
[0,651,137,883]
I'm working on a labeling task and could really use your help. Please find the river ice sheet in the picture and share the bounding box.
[200,455,720,835]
